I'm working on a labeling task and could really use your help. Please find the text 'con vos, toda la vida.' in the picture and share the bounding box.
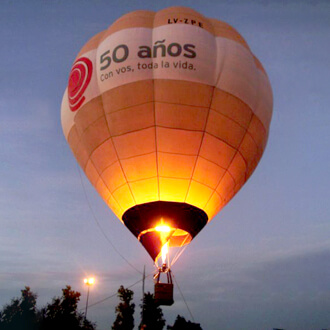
[100,60,196,81]
[99,40,197,71]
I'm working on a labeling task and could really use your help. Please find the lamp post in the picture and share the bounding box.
[83,277,95,319]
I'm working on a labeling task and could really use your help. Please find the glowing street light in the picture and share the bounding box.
[83,277,95,319]
[84,277,95,286]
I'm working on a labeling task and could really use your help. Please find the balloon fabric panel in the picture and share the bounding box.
[61,6,273,261]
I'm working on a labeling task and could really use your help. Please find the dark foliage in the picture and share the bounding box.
[167,315,203,330]
[139,292,165,330]
[0,287,38,330]
[112,286,135,330]
[0,286,95,330]
[39,285,95,330]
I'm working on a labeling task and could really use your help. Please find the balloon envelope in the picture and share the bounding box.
[61,7,273,262]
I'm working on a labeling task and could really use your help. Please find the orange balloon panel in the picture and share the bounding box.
[61,7,273,261]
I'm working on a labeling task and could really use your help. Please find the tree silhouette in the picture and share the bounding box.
[167,315,203,329]
[0,286,38,330]
[0,286,95,330]
[39,285,95,330]
[139,292,165,330]
[112,285,135,330]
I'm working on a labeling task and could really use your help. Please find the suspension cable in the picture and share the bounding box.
[76,164,142,275]
[86,278,141,309]
[80,272,153,311]
[170,234,189,268]
[172,273,195,322]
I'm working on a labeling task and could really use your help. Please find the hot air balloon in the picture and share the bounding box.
[61,6,272,305]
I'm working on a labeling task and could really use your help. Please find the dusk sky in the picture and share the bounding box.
[1,1,330,329]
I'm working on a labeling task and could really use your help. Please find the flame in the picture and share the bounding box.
[155,220,172,265]
[161,241,169,264]
[155,225,171,233]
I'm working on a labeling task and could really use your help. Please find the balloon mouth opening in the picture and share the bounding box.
[138,223,192,266]
[122,201,208,263]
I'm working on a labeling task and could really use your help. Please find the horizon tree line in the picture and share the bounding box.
[0,285,202,330]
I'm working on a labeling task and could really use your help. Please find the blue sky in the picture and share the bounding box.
[1,1,330,329]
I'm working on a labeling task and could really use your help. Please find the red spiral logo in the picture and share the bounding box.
[68,57,93,112]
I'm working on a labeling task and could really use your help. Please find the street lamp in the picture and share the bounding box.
[83,277,95,319]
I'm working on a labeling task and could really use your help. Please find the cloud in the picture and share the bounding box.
[170,248,330,330]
